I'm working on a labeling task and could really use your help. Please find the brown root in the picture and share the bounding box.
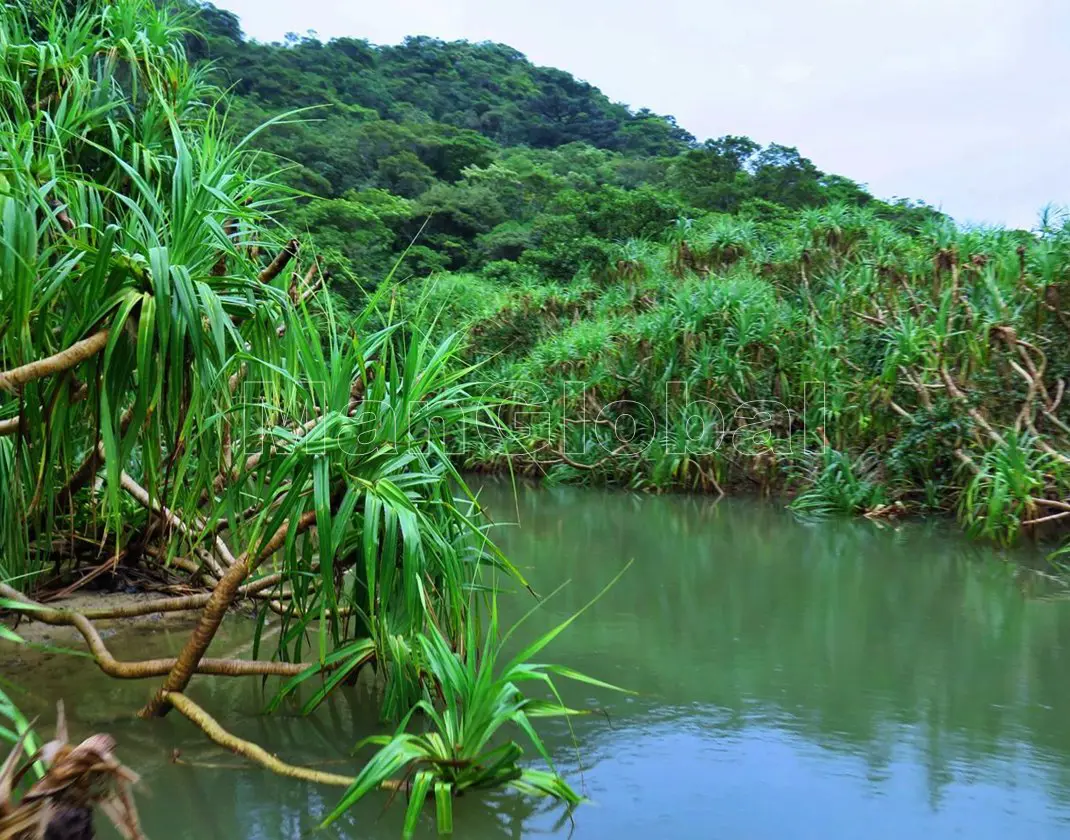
[939,365,1006,447]
[1022,510,1070,527]
[163,693,404,792]
[0,584,308,680]
[257,240,299,285]
[163,693,355,787]
[0,330,110,392]
[120,472,234,577]
[139,510,319,718]
[76,573,284,620]
[54,405,136,511]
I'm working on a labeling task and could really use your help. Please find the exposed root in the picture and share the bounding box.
[1,381,89,438]
[290,262,321,304]
[120,472,234,577]
[954,448,980,474]
[939,365,1006,446]
[76,573,284,620]
[140,509,320,718]
[138,549,204,581]
[257,239,299,285]
[54,405,136,511]
[1022,510,1070,527]
[0,330,109,392]
[899,366,933,410]
[163,693,404,792]
[555,442,629,472]
[1035,498,1070,512]
[0,584,309,679]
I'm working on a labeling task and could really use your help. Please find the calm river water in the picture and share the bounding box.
[5,479,1070,838]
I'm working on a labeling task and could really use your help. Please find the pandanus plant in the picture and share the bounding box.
[0,1,613,834]
[422,190,1070,552]
[321,574,630,838]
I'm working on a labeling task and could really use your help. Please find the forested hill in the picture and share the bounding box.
[189,3,695,153]
[187,1,940,287]
[180,3,1070,550]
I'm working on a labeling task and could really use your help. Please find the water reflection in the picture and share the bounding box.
[479,479,1070,838]
[4,479,1070,838]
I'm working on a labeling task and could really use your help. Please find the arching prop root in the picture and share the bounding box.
[139,509,322,719]
[163,693,404,793]
[0,584,313,680]
[76,573,285,620]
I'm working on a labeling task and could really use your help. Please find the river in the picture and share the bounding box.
[4,479,1070,838]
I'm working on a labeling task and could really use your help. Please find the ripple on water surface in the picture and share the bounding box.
[4,479,1070,839]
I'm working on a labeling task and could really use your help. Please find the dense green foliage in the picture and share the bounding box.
[178,3,1069,552]
[0,1,619,832]
[190,7,688,153]
[3,0,1068,828]
[185,2,939,290]
[416,207,1070,550]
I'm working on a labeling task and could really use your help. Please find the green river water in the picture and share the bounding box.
[4,479,1070,838]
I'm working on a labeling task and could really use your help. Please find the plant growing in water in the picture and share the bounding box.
[322,570,630,836]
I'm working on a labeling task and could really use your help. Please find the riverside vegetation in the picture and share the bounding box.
[1,0,1069,837]
[0,1,622,836]
[184,5,1070,551]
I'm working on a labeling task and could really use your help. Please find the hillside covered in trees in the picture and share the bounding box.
[188,2,940,289]
[189,2,1070,552]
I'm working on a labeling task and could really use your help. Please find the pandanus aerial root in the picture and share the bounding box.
[162,693,403,793]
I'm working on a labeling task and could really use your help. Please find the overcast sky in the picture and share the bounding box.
[216,0,1069,229]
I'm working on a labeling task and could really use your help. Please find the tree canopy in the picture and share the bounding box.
[183,1,943,287]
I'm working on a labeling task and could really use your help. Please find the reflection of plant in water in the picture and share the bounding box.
[789,447,888,517]
[480,479,1070,809]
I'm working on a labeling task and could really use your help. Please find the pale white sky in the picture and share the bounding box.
[216,0,1070,229]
